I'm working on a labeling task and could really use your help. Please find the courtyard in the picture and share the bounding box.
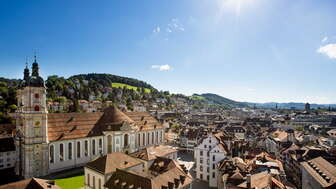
[177,150,211,189]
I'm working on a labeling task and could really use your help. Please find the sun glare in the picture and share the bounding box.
[217,0,256,17]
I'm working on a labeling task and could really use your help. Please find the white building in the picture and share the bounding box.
[194,132,231,187]
[265,129,294,157]
[14,61,165,178]
[0,137,16,170]
[84,152,145,189]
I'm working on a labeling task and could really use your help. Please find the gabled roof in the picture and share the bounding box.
[104,157,192,189]
[86,152,143,174]
[0,123,15,136]
[47,112,103,141]
[0,137,15,152]
[47,106,164,141]
[129,145,177,161]
[125,112,164,131]
[270,130,288,142]
[0,178,60,189]
[301,156,336,188]
[237,171,293,189]
[237,172,271,189]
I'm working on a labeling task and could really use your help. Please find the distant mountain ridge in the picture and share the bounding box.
[251,102,336,109]
[192,93,249,108]
[192,93,336,109]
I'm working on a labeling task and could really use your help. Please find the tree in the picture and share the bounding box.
[8,104,17,112]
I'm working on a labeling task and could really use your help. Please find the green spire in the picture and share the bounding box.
[32,54,39,77]
[24,59,30,81]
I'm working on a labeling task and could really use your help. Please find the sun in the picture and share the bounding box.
[217,0,256,17]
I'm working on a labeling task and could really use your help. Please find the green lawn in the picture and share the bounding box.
[112,82,151,93]
[189,95,205,101]
[55,175,84,189]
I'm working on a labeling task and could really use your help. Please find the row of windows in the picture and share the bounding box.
[87,174,102,189]
[199,172,216,180]
[199,155,216,164]
[137,130,164,146]
[0,151,15,157]
[50,138,103,163]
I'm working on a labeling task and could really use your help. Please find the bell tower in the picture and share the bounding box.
[16,56,49,178]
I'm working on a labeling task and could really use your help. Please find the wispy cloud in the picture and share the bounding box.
[153,27,160,34]
[151,18,185,37]
[317,44,336,59]
[167,18,185,32]
[321,37,328,43]
[151,64,171,71]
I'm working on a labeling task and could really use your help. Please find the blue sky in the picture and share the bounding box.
[0,0,335,103]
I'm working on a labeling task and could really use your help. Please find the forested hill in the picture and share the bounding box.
[68,74,155,90]
[45,73,157,101]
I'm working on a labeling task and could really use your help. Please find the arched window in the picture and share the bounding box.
[152,132,154,144]
[98,138,103,154]
[77,141,81,158]
[147,132,150,145]
[68,143,72,160]
[160,131,163,143]
[84,140,89,157]
[98,178,101,189]
[60,143,64,161]
[116,138,119,144]
[138,133,141,146]
[93,176,95,189]
[35,93,39,98]
[34,105,40,111]
[124,134,129,147]
[107,135,112,153]
[92,139,96,155]
[143,133,145,146]
[156,131,158,144]
[49,145,54,163]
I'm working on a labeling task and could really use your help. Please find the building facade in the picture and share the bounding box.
[194,132,230,187]
[0,137,16,170]
[14,61,165,178]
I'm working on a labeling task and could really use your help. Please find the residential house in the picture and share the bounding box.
[0,137,16,170]
[301,156,336,189]
[0,178,60,189]
[194,132,231,187]
[84,152,145,189]
[104,157,192,189]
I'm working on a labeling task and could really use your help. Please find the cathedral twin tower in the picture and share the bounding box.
[15,57,49,177]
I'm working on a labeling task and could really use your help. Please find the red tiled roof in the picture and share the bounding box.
[47,106,163,141]
[0,178,60,189]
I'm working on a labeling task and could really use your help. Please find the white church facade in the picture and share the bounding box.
[14,59,165,178]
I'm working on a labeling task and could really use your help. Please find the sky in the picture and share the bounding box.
[0,0,336,104]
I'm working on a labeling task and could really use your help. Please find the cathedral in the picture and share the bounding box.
[14,58,165,178]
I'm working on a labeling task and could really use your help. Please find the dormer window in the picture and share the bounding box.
[34,105,40,111]
[35,93,39,99]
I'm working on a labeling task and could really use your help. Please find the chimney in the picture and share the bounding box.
[246,174,251,189]
[168,182,174,189]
